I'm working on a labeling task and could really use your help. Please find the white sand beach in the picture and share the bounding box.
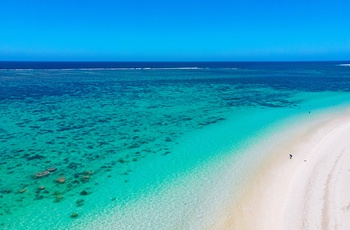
[225,108,350,229]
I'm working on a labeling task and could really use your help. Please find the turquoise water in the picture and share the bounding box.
[1,63,350,229]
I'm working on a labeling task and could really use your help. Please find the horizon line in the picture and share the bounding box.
[0,60,350,63]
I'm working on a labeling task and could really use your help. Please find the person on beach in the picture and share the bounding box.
[289,154,293,159]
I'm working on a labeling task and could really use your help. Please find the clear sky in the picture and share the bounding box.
[1,0,350,61]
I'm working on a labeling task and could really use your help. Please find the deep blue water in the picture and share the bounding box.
[0,61,350,229]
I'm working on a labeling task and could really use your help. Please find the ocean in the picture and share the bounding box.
[0,62,350,229]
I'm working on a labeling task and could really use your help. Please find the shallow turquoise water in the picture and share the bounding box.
[1,63,350,229]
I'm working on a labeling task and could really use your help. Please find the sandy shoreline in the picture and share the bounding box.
[223,108,350,229]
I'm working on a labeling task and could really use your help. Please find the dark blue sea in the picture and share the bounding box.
[0,61,350,229]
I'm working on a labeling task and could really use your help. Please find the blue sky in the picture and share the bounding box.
[1,0,350,61]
